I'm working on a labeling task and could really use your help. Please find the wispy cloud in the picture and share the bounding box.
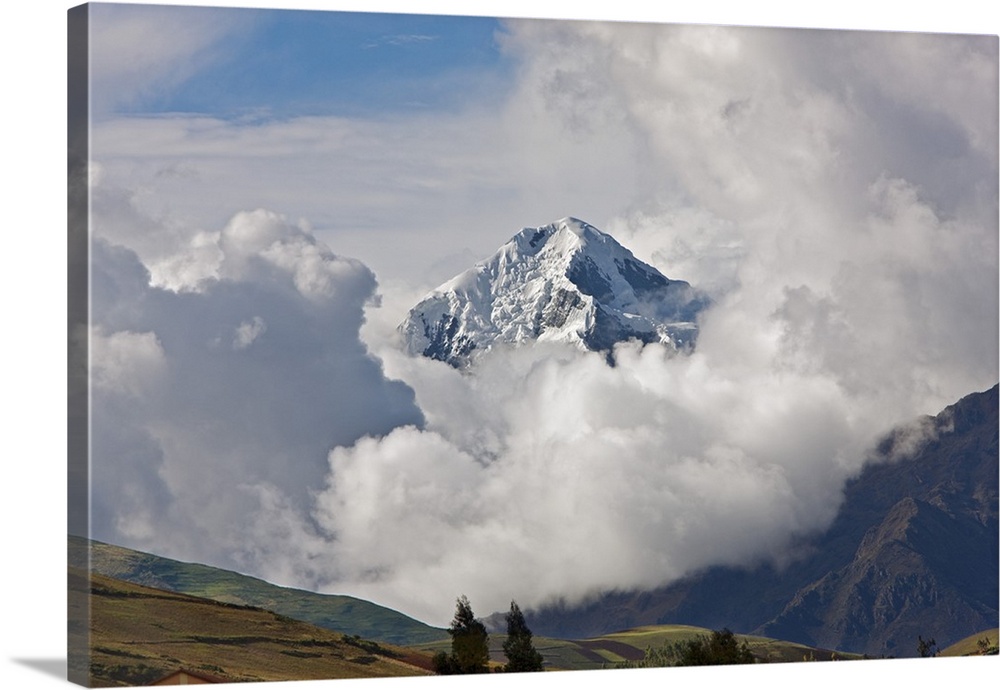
[364,33,440,48]
[88,4,255,116]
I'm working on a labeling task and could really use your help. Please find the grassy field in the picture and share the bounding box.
[939,629,999,657]
[77,561,883,685]
[76,567,434,687]
[414,623,862,671]
[71,535,447,646]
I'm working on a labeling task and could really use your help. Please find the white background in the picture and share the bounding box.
[1,1,997,689]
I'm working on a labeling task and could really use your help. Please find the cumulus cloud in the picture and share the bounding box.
[88,204,424,572]
[317,283,980,624]
[312,344,856,622]
[301,22,997,623]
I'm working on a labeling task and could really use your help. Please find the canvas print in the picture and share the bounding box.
[68,2,999,687]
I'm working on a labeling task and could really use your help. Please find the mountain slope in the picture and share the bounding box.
[399,217,706,366]
[760,496,995,656]
[759,384,999,655]
[69,536,447,646]
[527,385,999,657]
[75,567,433,687]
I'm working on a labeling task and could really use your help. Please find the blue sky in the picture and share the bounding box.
[95,4,512,118]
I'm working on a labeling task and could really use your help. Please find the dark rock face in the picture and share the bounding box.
[616,257,670,293]
[757,384,999,656]
[420,313,476,363]
[567,255,615,302]
[763,495,997,656]
[527,385,999,657]
[584,303,659,355]
[541,289,586,330]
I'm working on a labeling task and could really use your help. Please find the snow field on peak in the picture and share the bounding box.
[399,219,705,367]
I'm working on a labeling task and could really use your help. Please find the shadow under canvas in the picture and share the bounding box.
[11,658,67,681]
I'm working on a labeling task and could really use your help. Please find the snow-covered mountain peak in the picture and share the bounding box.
[400,219,708,367]
[507,217,601,257]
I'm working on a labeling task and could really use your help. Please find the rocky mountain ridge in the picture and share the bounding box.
[399,218,707,367]
[526,385,999,658]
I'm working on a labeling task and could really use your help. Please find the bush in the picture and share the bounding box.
[674,628,756,666]
[617,628,757,668]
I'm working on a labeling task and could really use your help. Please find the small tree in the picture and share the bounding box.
[502,601,544,672]
[917,635,938,658]
[437,595,490,674]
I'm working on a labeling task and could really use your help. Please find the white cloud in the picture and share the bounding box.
[855,31,998,159]
[299,21,996,624]
[88,207,424,570]
[88,103,647,287]
[232,316,267,350]
[90,328,167,397]
[312,318,929,622]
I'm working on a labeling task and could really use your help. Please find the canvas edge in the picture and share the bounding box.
[67,3,91,687]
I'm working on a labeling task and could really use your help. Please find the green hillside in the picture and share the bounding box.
[74,567,434,687]
[70,536,447,646]
[70,537,878,672]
